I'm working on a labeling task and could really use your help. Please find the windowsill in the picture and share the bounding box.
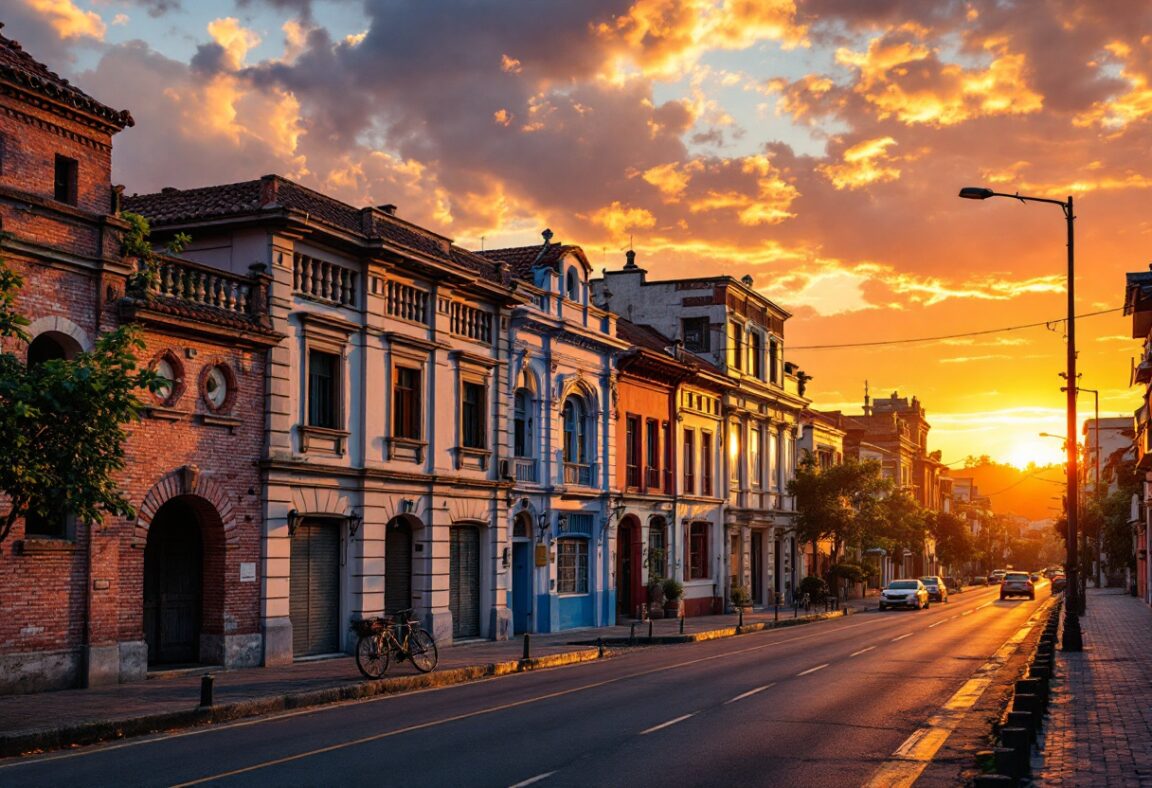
[299,424,349,456]
[200,414,242,430]
[556,592,591,597]
[146,406,190,421]
[454,446,491,471]
[17,537,77,554]
[388,436,426,463]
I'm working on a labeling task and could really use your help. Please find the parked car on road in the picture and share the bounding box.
[988,569,1007,585]
[1051,573,1067,593]
[879,579,930,611]
[1000,571,1035,600]
[919,575,949,603]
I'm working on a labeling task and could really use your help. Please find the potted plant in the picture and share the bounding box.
[647,576,666,619]
[730,584,752,611]
[662,577,684,616]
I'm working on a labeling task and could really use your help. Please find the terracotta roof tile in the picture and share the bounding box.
[123,175,504,280]
[0,26,133,129]
[476,242,587,281]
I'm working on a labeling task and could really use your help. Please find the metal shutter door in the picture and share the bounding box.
[385,522,412,613]
[450,526,481,638]
[290,521,341,656]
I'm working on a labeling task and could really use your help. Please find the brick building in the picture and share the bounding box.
[0,29,279,692]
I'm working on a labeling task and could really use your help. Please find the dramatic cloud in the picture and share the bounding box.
[23,0,105,41]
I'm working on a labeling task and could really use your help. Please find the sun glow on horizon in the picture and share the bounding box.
[1002,436,1067,470]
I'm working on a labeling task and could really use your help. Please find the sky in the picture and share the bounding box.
[7,0,1148,469]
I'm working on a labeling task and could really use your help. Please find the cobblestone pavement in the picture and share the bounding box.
[0,596,872,746]
[1034,589,1152,787]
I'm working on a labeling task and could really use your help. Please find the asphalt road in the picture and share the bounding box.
[1,582,1049,787]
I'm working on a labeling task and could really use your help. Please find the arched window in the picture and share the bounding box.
[25,332,81,539]
[562,396,587,464]
[566,267,580,302]
[513,388,534,458]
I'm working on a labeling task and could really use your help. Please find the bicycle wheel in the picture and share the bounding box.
[408,629,438,673]
[356,633,390,679]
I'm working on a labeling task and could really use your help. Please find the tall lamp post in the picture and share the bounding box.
[1071,386,1101,596]
[959,187,1082,651]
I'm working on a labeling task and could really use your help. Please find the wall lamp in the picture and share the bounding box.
[287,508,302,537]
[347,509,363,538]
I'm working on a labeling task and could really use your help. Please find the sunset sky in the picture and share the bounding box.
[8,0,1147,469]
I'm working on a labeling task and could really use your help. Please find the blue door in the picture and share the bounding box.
[512,542,532,633]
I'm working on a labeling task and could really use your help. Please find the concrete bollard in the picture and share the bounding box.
[1000,727,1032,777]
[199,673,214,708]
[1016,677,1048,713]
[523,633,531,660]
[1012,693,1042,731]
[1006,710,1036,742]
[1029,664,1052,681]
[993,747,1018,781]
[597,637,605,658]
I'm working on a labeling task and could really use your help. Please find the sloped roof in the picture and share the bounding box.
[0,25,133,130]
[616,319,675,354]
[124,175,505,281]
[477,241,590,281]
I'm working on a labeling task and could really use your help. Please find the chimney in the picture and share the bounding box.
[379,204,397,216]
[161,186,179,195]
[258,175,279,207]
[542,228,554,245]
[624,249,637,269]
[741,274,754,287]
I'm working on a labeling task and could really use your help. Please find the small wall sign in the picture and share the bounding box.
[240,562,256,582]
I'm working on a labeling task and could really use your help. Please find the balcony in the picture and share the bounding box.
[626,464,641,489]
[1137,407,1152,471]
[564,462,593,486]
[514,458,538,483]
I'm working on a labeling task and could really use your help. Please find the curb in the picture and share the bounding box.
[0,648,602,758]
[577,607,853,646]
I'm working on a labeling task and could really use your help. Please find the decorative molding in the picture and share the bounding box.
[133,465,239,547]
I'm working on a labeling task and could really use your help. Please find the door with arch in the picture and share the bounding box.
[511,512,533,634]
[143,499,203,665]
[385,517,413,613]
[617,516,641,618]
[450,525,481,639]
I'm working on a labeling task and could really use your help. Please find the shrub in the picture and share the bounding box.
[799,575,828,601]
[662,577,684,601]
[730,584,752,607]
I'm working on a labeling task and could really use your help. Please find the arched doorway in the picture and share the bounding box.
[450,524,481,639]
[385,516,414,613]
[617,516,641,618]
[143,498,204,665]
[290,517,342,657]
[511,512,533,634]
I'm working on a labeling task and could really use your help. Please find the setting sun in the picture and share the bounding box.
[1003,436,1067,470]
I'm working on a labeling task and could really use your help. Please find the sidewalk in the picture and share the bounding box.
[0,598,870,757]
[1034,588,1152,786]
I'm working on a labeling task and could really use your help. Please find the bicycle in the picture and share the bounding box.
[352,609,439,678]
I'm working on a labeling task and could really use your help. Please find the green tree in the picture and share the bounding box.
[0,257,158,542]
[790,457,889,568]
[927,510,976,570]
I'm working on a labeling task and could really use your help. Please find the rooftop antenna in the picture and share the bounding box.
[863,380,872,416]
[480,235,485,251]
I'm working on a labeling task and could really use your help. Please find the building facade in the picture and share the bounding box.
[128,177,523,655]
[0,32,277,692]
[479,235,627,632]
[593,255,809,610]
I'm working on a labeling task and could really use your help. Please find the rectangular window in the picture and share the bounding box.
[750,332,763,379]
[54,154,78,205]
[683,428,696,493]
[307,350,339,428]
[625,414,641,488]
[769,338,779,384]
[461,381,486,449]
[768,430,779,490]
[394,366,422,439]
[557,538,589,594]
[682,316,710,352]
[645,418,660,489]
[701,431,714,496]
[648,523,666,580]
[729,423,741,487]
[24,509,67,539]
[750,427,762,488]
[731,322,743,371]
[662,421,673,492]
[688,522,709,580]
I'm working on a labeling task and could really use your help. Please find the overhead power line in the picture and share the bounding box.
[789,307,1123,350]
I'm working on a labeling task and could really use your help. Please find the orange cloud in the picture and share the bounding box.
[835,25,1043,126]
[586,201,657,238]
[595,0,807,79]
[26,0,105,41]
[817,136,901,190]
[207,17,262,71]
[501,54,523,73]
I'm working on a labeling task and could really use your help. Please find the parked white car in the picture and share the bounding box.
[878,579,930,611]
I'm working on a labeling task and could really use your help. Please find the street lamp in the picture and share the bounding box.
[1066,385,1101,594]
[959,186,1082,651]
